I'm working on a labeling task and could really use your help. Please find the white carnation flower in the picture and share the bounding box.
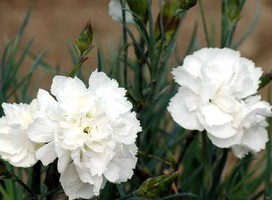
[109,0,135,23]
[168,48,272,158]
[27,89,59,165]
[0,89,59,167]
[49,70,141,199]
[0,101,38,167]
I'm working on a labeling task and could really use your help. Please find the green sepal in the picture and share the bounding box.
[259,73,272,90]
[180,0,197,10]
[126,0,148,25]
[137,171,179,199]
[74,20,93,57]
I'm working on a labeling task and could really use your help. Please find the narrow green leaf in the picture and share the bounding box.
[199,0,210,47]
[117,183,126,198]
[232,0,260,49]
[18,5,32,38]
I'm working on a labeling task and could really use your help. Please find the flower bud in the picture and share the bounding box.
[180,0,197,10]
[259,72,272,90]
[225,0,241,23]
[138,171,179,198]
[126,0,148,24]
[155,0,181,50]
[74,20,93,57]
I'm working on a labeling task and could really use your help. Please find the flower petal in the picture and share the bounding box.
[202,103,233,126]
[207,131,242,148]
[168,92,204,131]
[51,76,87,101]
[36,142,57,166]
[109,0,134,23]
[60,163,96,200]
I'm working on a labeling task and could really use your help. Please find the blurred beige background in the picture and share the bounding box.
[0,0,272,88]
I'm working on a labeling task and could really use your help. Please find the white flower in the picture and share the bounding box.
[49,70,141,199]
[0,89,59,167]
[168,48,272,158]
[0,101,38,167]
[109,0,135,23]
[27,89,59,165]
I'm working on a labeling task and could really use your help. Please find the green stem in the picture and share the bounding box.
[138,151,173,167]
[69,57,88,77]
[117,183,125,197]
[137,38,145,101]
[209,149,228,196]
[199,0,210,47]
[147,0,155,80]
[202,133,212,199]
[116,190,138,200]
[120,0,128,88]
[31,161,41,195]
[12,173,37,199]
[174,131,196,171]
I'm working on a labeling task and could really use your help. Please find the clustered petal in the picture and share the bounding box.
[0,70,141,199]
[168,48,272,158]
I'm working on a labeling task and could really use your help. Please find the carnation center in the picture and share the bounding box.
[79,112,95,135]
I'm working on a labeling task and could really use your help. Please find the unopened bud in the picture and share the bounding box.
[259,72,272,90]
[138,171,179,199]
[74,20,93,57]
[180,0,197,10]
[155,0,181,50]
[126,0,148,25]
[226,0,241,23]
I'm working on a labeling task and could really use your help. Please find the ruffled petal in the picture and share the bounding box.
[36,142,57,166]
[206,122,237,139]
[27,117,55,143]
[60,163,96,200]
[51,76,87,101]
[207,131,242,148]
[202,103,233,126]
[168,92,204,131]
[172,67,200,94]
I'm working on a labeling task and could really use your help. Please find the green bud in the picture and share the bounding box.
[126,0,148,25]
[161,0,180,18]
[259,72,272,90]
[74,20,93,57]
[138,171,179,199]
[154,0,181,50]
[226,0,241,23]
[180,0,197,10]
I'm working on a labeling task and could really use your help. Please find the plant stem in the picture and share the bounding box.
[137,38,145,101]
[202,133,212,199]
[12,173,37,199]
[120,0,128,88]
[174,131,197,171]
[69,57,88,77]
[147,0,155,80]
[116,190,138,200]
[117,183,125,197]
[199,0,210,47]
[31,161,41,195]
[138,150,173,167]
